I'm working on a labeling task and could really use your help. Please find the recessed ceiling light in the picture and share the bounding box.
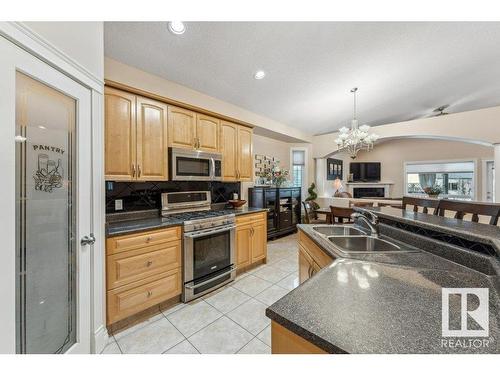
[254,70,266,80]
[168,21,186,35]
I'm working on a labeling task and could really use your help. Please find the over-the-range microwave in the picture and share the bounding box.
[168,147,222,181]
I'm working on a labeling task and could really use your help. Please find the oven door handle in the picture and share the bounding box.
[211,157,215,180]
[185,265,237,289]
[184,225,236,238]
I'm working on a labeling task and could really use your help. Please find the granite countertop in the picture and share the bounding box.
[106,207,268,237]
[358,206,500,255]
[266,224,500,354]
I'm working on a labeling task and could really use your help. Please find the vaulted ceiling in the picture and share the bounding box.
[104,22,500,135]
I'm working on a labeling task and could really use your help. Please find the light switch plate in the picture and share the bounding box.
[115,199,123,211]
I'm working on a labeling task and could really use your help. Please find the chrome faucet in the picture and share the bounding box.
[351,211,379,238]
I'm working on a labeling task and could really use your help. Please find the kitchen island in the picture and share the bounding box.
[265,207,500,354]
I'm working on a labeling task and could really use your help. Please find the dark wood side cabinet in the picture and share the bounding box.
[249,187,301,239]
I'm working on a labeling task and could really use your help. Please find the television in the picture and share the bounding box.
[349,162,381,182]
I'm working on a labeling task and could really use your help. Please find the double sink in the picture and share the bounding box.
[312,225,413,253]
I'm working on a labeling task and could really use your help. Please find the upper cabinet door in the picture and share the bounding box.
[238,126,253,181]
[168,106,196,149]
[136,97,169,181]
[220,121,238,181]
[105,87,136,180]
[196,114,220,152]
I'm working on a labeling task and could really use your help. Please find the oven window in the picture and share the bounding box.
[176,157,210,176]
[193,231,231,280]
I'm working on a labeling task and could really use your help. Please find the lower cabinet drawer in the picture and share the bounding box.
[107,242,181,289]
[107,269,181,324]
[236,212,266,225]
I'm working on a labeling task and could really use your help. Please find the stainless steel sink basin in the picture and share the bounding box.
[328,236,402,252]
[313,226,366,237]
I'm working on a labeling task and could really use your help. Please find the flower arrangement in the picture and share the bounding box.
[265,165,290,187]
[423,185,442,197]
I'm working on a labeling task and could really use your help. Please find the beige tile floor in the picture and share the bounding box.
[101,233,299,354]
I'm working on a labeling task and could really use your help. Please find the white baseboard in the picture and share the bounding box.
[93,325,110,354]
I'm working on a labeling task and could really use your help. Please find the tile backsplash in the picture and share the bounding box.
[105,181,241,213]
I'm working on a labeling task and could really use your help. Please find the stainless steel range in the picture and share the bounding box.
[161,191,236,302]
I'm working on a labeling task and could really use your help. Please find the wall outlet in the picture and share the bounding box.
[115,199,123,211]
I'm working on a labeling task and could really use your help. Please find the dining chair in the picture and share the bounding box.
[435,199,500,225]
[402,196,440,215]
[302,201,326,224]
[329,206,354,224]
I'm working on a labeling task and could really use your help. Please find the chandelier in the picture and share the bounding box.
[335,87,379,159]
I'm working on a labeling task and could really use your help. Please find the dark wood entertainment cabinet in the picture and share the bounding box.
[249,187,302,240]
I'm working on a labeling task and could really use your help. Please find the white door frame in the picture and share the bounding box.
[0,22,106,354]
[481,159,494,202]
[0,35,92,353]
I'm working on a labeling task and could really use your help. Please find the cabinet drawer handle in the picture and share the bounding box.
[146,236,153,242]
[147,291,153,297]
[146,260,153,267]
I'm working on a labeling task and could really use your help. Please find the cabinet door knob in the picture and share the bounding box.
[132,164,136,177]
[146,260,153,267]
[138,164,141,178]
[147,291,153,297]
[146,236,153,242]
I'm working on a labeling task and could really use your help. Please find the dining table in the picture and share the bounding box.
[314,198,403,224]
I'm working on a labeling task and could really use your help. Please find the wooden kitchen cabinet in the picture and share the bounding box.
[251,221,266,262]
[220,120,253,181]
[167,106,196,149]
[271,321,327,354]
[196,113,220,152]
[106,226,182,325]
[104,87,136,180]
[298,229,334,284]
[235,224,252,268]
[168,106,220,152]
[104,87,168,181]
[136,97,168,180]
[237,125,253,181]
[235,212,267,269]
[220,121,238,180]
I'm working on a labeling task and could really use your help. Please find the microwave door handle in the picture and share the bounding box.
[211,157,215,180]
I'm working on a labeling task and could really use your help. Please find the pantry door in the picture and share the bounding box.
[0,36,92,353]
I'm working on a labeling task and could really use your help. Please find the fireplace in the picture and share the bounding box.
[353,187,385,198]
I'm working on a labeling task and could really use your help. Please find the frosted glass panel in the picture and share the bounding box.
[15,72,76,354]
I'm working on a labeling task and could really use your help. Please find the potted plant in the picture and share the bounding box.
[305,183,320,211]
[423,185,442,198]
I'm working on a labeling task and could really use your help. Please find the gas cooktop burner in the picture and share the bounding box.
[162,210,235,222]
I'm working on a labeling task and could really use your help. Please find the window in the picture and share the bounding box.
[292,150,305,188]
[291,148,309,201]
[405,161,475,200]
[292,165,304,188]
